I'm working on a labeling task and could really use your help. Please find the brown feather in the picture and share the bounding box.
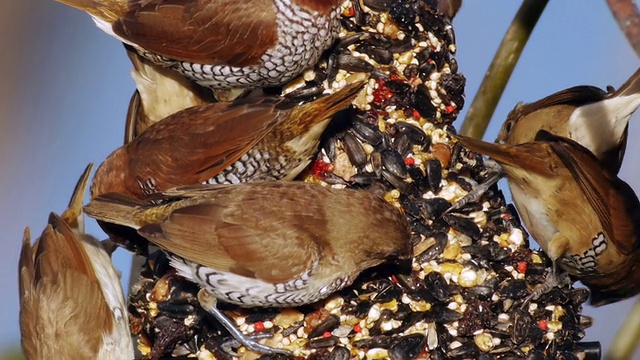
[19,215,115,359]
[123,47,213,143]
[113,0,278,65]
[85,181,412,284]
[92,81,364,200]
[92,96,286,199]
[536,130,640,255]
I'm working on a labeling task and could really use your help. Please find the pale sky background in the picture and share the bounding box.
[2,1,640,358]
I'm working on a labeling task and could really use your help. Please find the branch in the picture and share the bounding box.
[607,0,640,58]
[607,297,640,359]
[459,0,549,139]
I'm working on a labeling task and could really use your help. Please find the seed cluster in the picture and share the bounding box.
[128,1,598,359]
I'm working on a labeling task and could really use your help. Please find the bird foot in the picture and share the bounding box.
[197,289,292,357]
[444,166,504,215]
[221,333,291,358]
[520,269,572,308]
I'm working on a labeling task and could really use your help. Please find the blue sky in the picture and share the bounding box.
[2,1,639,357]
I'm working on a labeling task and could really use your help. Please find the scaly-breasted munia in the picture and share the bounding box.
[124,46,213,144]
[497,67,640,174]
[91,80,364,200]
[55,0,342,90]
[19,164,134,359]
[84,181,412,355]
[457,131,640,306]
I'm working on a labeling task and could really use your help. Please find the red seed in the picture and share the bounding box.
[354,323,363,333]
[517,261,527,274]
[445,105,456,114]
[312,159,333,180]
[404,157,415,166]
[254,321,265,332]
[323,331,332,338]
[537,319,548,331]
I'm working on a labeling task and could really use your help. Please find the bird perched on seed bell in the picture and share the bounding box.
[91,81,364,200]
[19,164,134,359]
[498,67,640,175]
[55,0,342,93]
[457,131,640,306]
[84,181,412,355]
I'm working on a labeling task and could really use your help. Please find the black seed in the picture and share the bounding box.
[282,321,304,337]
[389,334,426,360]
[443,214,481,239]
[382,169,413,194]
[363,0,393,11]
[308,315,340,339]
[411,219,435,238]
[393,133,412,157]
[340,17,359,32]
[308,336,338,349]
[414,84,437,119]
[329,346,351,360]
[426,159,443,193]
[448,341,477,357]
[420,198,451,219]
[337,54,375,73]
[284,84,326,100]
[341,131,367,168]
[351,118,383,145]
[395,121,431,150]
[336,32,369,49]
[381,148,408,178]
[361,45,394,65]
[441,73,466,96]
[511,309,533,345]
[426,305,463,323]
[353,335,394,348]
[400,194,422,219]
[351,172,378,186]
[416,232,447,262]
[407,165,430,191]
[424,271,452,302]
[497,279,529,299]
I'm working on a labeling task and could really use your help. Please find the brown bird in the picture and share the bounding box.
[84,181,412,355]
[19,164,134,359]
[457,131,640,306]
[55,0,342,91]
[124,46,213,144]
[91,80,364,200]
[497,67,640,175]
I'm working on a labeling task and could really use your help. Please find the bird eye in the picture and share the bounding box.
[503,121,513,134]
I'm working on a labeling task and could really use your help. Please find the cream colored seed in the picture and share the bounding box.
[474,333,494,352]
[197,349,215,360]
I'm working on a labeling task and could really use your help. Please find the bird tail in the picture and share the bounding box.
[295,79,366,121]
[614,67,640,98]
[61,163,94,234]
[84,193,150,230]
[455,135,525,167]
[55,0,128,40]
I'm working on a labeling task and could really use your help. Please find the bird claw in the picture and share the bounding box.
[221,332,292,357]
[444,166,504,215]
[197,289,292,357]
[520,268,572,308]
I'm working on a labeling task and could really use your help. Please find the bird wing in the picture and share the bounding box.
[19,214,116,358]
[138,184,326,283]
[514,86,607,119]
[114,0,278,65]
[539,130,640,255]
[130,97,287,193]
